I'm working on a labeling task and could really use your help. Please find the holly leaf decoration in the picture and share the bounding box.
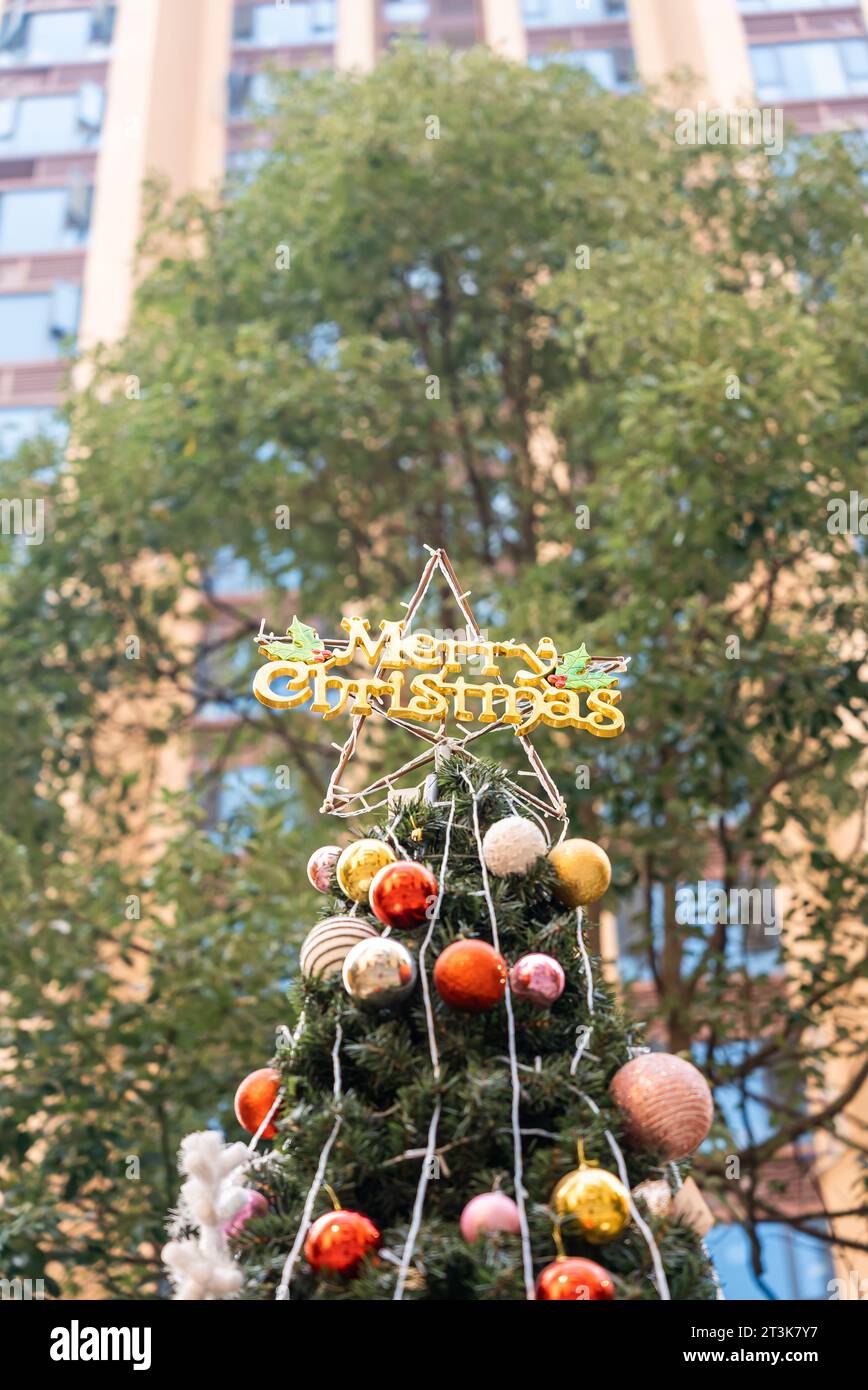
[260,616,324,663]
[553,642,617,691]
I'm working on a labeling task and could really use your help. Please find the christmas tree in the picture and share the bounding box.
[163,552,720,1301]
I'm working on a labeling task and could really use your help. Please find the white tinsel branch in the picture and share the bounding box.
[162,1130,257,1301]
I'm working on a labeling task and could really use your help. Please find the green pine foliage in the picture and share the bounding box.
[233,758,717,1300]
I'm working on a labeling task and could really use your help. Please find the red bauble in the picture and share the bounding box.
[234,1067,281,1139]
[433,939,507,1013]
[369,860,439,930]
[304,1208,381,1275]
[535,1257,615,1301]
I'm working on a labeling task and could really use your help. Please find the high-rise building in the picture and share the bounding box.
[1,0,865,1300]
[2,1,867,453]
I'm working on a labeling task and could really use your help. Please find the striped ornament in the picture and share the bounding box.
[299,916,380,981]
[609,1053,713,1160]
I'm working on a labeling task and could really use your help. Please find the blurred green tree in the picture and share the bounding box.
[0,46,865,1297]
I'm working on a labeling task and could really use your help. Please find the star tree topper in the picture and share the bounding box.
[252,547,628,821]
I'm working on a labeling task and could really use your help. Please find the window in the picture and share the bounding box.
[528,47,636,92]
[0,406,65,455]
[841,40,868,85]
[523,0,626,27]
[0,91,104,155]
[383,1,430,20]
[0,186,91,253]
[751,40,868,101]
[227,70,275,119]
[705,1223,834,1300]
[0,284,80,361]
[739,1,846,12]
[233,1,336,48]
[225,145,269,180]
[0,6,116,67]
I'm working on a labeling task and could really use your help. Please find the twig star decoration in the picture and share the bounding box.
[252,547,629,821]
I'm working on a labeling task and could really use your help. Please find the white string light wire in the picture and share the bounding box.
[392,795,456,1300]
[462,772,536,1300]
[247,1087,284,1153]
[275,1020,343,1301]
[392,1099,442,1302]
[575,907,595,1014]
[570,906,597,1075]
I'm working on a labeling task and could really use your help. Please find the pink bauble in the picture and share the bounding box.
[460,1191,521,1243]
[307,845,341,894]
[609,1052,713,1160]
[509,952,566,1008]
[223,1188,268,1240]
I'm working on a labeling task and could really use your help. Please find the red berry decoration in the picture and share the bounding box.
[368,860,438,930]
[536,1257,615,1301]
[304,1208,381,1276]
[234,1067,281,1139]
[433,939,507,1013]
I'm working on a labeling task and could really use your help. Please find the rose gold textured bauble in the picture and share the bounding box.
[609,1053,713,1160]
[535,1257,615,1301]
[234,1067,281,1139]
[304,1208,381,1276]
[433,939,507,1013]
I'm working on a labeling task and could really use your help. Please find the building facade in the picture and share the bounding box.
[2,0,868,454]
[1,0,866,1300]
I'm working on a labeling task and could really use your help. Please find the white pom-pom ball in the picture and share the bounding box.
[481,815,547,877]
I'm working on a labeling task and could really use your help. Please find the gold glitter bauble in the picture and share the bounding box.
[551,1161,630,1246]
[336,839,396,903]
[548,838,611,908]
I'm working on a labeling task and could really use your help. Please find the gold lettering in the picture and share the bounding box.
[254,619,624,740]
[333,616,406,669]
[586,688,625,738]
[253,661,313,711]
[404,673,450,721]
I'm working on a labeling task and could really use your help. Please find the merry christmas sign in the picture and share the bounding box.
[251,547,628,818]
[254,616,624,740]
